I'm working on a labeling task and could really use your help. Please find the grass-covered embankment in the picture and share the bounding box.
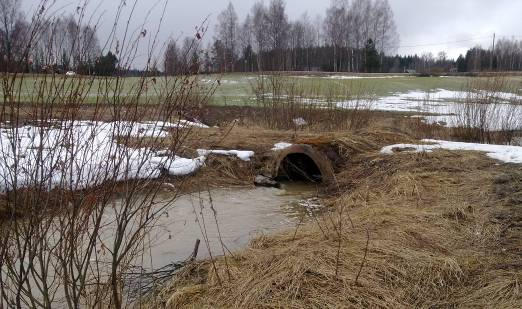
[147,128,522,308]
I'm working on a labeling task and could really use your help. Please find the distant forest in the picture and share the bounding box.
[165,0,522,74]
[1,0,522,75]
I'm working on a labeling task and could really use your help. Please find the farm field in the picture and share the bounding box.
[209,73,522,106]
[3,73,522,107]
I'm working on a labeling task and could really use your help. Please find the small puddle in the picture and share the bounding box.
[138,182,320,270]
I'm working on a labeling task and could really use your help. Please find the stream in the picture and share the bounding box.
[1,182,322,306]
[132,182,321,270]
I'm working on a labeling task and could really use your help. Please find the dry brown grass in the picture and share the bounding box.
[145,135,522,308]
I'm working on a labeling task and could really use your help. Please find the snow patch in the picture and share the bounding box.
[164,156,207,176]
[338,88,522,114]
[293,117,307,126]
[381,139,522,164]
[197,149,255,161]
[327,75,405,80]
[128,120,209,137]
[337,88,522,131]
[0,120,210,193]
[272,142,293,151]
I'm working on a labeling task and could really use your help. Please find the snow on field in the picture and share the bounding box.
[292,75,406,80]
[0,120,240,193]
[339,89,522,114]
[418,105,522,132]
[197,149,255,161]
[381,139,522,164]
[337,88,522,130]
[201,79,240,85]
[338,89,456,113]
[327,75,405,80]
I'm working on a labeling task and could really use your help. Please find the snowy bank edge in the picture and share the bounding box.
[197,149,255,161]
[381,139,522,164]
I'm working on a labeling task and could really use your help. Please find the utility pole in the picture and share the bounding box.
[490,33,496,71]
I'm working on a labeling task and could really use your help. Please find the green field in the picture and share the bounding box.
[208,73,522,105]
[2,73,522,106]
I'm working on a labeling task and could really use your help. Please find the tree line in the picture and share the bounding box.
[4,0,522,76]
[456,38,522,72]
[164,0,400,74]
[0,0,117,75]
[164,0,522,75]
[390,37,522,74]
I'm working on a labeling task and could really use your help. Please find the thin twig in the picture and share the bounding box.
[355,229,370,286]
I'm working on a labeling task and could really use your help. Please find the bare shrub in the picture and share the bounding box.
[450,77,522,144]
[408,77,522,144]
[248,73,375,131]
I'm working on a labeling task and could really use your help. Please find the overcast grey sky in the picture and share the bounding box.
[23,0,522,64]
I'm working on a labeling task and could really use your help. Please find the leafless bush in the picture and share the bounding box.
[0,1,215,308]
[248,73,375,131]
[405,93,452,140]
[333,82,376,131]
[451,77,522,144]
[407,77,522,144]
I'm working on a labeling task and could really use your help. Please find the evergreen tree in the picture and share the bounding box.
[94,52,118,76]
[203,50,212,73]
[456,54,467,72]
[190,50,200,73]
[211,39,226,72]
[364,39,380,73]
[241,44,255,72]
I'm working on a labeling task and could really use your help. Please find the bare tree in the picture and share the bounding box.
[238,14,254,72]
[215,1,238,72]
[495,38,522,71]
[348,0,364,71]
[164,39,180,75]
[288,20,304,70]
[0,0,26,70]
[374,0,399,55]
[265,0,289,70]
[181,36,202,73]
[324,0,348,72]
[299,13,316,71]
[438,51,447,63]
[209,0,401,73]
[79,25,101,71]
[251,1,268,71]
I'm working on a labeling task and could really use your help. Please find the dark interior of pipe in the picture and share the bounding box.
[276,153,322,182]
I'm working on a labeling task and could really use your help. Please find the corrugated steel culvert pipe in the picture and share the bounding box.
[270,144,335,184]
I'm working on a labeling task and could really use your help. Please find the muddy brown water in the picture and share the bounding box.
[4,183,320,306]
[135,182,321,270]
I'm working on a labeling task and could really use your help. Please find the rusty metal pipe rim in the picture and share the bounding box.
[271,144,335,184]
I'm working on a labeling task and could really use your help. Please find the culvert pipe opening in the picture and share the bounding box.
[276,153,323,182]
